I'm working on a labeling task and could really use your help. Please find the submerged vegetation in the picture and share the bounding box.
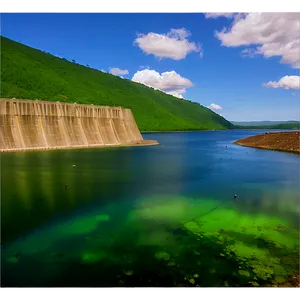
[2,197,299,287]
[0,36,233,131]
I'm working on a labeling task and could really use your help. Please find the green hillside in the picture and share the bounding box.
[0,36,233,131]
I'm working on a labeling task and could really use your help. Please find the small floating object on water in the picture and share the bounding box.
[72,164,76,168]
[234,194,237,199]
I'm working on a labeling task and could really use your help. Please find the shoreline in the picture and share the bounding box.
[0,140,159,153]
[141,129,227,133]
[234,131,300,154]
[233,144,300,155]
[141,129,299,133]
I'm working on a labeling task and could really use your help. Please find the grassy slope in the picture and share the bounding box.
[0,36,233,131]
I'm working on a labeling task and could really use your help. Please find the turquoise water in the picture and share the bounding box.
[1,130,299,287]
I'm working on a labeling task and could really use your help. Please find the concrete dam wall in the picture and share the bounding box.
[0,99,158,152]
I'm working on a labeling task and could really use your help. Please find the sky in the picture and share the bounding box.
[1,12,299,121]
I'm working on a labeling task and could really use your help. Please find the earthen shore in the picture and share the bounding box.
[234,131,300,154]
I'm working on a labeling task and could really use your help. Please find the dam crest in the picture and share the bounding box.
[0,98,158,152]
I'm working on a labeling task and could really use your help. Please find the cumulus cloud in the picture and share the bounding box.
[208,103,222,110]
[213,13,300,69]
[134,28,202,60]
[263,75,300,90]
[132,69,193,98]
[109,67,129,76]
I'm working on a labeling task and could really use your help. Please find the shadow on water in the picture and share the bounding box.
[1,147,143,245]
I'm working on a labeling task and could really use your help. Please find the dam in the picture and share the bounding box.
[0,98,158,152]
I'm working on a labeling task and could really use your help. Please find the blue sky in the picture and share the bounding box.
[1,13,299,121]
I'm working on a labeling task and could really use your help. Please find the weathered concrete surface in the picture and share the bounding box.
[0,98,158,152]
[234,131,300,153]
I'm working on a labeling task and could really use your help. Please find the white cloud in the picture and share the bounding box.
[240,48,260,58]
[132,69,193,98]
[134,28,202,60]
[208,103,222,110]
[214,13,300,69]
[204,13,235,19]
[140,65,150,69]
[109,67,129,76]
[263,75,300,90]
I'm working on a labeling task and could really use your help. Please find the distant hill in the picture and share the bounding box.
[233,122,300,130]
[231,121,299,127]
[0,36,233,132]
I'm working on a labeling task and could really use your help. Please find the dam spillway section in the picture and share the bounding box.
[0,98,158,152]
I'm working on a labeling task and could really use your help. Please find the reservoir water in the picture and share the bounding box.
[1,130,299,287]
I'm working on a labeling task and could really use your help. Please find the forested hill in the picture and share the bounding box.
[0,36,233,131]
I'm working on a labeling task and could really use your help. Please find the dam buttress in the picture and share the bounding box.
[0,98,158,152]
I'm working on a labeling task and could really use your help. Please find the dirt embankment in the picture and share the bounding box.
[234,131,300,153]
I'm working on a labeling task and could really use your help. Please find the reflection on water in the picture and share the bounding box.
[1,130,299,287]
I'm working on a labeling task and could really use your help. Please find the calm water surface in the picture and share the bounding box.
[1,130,299,287]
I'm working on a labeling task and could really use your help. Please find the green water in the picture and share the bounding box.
[1,130,299,287]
